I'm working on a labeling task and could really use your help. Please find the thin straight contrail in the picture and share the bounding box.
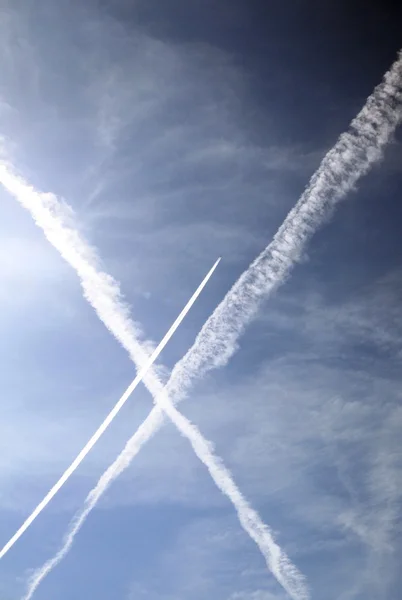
[6,49,402,600]
[0,257,220,560]
[0,167,308,599]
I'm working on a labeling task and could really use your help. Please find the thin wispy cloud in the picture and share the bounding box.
[0,163,308,600]
[18,47,402,600]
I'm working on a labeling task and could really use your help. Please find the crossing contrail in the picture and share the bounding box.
[0,258,220,560]
[7,48,402,600]
[0,164,308,600]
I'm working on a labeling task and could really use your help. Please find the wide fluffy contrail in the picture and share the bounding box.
[0,257,220,560]
[0,167,307,600]
[20,50,402,598]
[8,50,402,600]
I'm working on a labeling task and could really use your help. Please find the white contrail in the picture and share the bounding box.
[9,49,402,600]
[0,257,220,560]
[24,404,306,600]
[0,166,308,599]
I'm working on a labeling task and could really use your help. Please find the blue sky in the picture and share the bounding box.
[1,1,402,599]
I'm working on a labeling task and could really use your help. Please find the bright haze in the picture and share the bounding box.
[1,1,402,600]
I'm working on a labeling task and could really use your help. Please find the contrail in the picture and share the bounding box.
[24,398,306,600]
[0,166,308,599]
[7,49,402,600]
[0,257,220,560]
